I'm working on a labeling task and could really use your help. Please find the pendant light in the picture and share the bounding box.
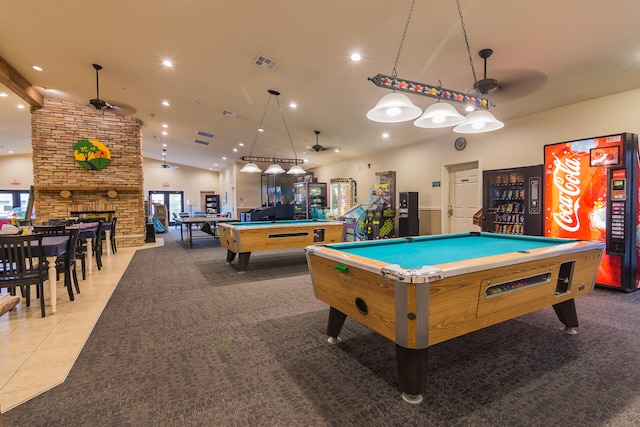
[240,161,262,173]
[240,90,305,174]
[414,100,465,128]
[453,110,504,133]
[264,163,286,174]
[367,0,504,133]
[367,92,422,123]
[366,0,422,124]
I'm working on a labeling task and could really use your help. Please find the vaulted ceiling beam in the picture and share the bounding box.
[0,56,44,109]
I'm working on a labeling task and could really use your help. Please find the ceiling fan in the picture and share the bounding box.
[471,48,548,100]
[473,49,499,95]
[309,130,339,153]
[161,149,179,169]
[88,64,136,115]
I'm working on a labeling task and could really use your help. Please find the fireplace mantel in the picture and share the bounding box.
[35,184,142,192]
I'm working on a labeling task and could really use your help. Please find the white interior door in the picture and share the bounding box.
[446,162,480,234]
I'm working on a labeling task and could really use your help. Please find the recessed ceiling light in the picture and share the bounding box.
[32,65,43,71]
[222,157,227,160]
[17,104,25,109]
[238,142,245,147]
[162,100,170,106]
[350,53,362,62]
[382,133,389,138]
[289,102,297,109]
[258,128,264,132]
[162,123,168,128]
[0,92,8,97]
[162,60,173,68]
[233,148,238,152]
[162,131,168,136]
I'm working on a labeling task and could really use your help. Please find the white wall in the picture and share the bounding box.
[143,158,219,211]
[311,88,640,214]
[0,153,34,190]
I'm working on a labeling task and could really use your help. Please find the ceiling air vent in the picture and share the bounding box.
[196,130,214,138]
[194,139,210,146]
[253,54,280,71]
[221,110,237,118]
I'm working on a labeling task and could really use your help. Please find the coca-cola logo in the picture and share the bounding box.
[552,154,582,232]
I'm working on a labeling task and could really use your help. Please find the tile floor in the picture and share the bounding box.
[0,238,164,412]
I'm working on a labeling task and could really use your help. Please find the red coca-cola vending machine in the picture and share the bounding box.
[544,132,639,291]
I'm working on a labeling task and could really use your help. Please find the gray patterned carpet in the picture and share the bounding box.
[4,229,640,426]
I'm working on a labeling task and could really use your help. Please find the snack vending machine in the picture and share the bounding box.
[544,132,639,291]
[482,165,543,236]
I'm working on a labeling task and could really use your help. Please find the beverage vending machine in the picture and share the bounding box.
[544,132,639,291]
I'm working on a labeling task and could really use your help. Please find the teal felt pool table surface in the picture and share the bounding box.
[326,233,571,269]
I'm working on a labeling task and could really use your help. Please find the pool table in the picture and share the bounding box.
[218,219,344,272]
[305,232,604,404]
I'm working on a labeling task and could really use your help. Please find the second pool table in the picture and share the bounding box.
[305,232,604,403]
[218,219,344,272]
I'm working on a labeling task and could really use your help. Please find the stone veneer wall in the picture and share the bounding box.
[31,97,146,247]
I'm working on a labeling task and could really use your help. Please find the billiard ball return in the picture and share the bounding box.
[305,233,604,404]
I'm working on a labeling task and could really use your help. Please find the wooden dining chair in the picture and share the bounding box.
[0,234,47,317]
[33,224,66,236]
[55,228,81,301]
[109,217,117,253]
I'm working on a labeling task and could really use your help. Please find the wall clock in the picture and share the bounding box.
[454,137,467,151]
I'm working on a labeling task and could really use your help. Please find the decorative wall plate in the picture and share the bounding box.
[73,139,111,170]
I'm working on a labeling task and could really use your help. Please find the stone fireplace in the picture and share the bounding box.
[31,97,146,247]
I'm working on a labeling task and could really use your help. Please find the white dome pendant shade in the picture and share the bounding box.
[287,164,306,175]
[413,101,466,128]
[366,92,422,123]
[454,110,504,134]
[264,163,286,174]
[240,162,262,173]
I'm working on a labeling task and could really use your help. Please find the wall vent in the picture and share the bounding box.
[253,54,280,71]
[196,130,214,138]
[194,139,210,146]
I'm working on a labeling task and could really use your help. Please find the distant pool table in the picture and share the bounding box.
[218,219,344,272]
[305,232,604,404]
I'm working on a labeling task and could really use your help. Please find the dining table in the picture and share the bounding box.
[37,235,69,315]
[67,222,99,274]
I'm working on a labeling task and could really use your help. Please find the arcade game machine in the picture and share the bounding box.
[329,178,357,219]
[362,171,396,240]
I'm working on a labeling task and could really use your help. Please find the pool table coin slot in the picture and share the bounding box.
[555,261,575,295]
[484,272,552,298]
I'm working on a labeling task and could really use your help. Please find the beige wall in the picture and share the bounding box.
[0,153,33,190]
[143,158,219,212]
[311,88,640,234]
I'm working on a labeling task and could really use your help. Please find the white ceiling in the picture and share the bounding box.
[1,0,640,171]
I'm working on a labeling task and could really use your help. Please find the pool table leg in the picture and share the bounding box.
[226,249,236,263]
[396,345,428,404]
[326,307,347,344]
[237,252,251,272]
[552,298,579,334]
